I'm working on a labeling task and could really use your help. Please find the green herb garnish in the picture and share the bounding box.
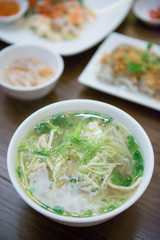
[133,149,144,177]
[127,135,139,152]
[77,0,84,6]
[116,126,120,130]
[125,41,159,74]
[35,122,50,134]
[32,151,50,156]
[126,62,145,74]
[111,169,132,186]
[107,199,125,212]
[30,188,35,194]
[17,166,23,178]
[53,205,64,215]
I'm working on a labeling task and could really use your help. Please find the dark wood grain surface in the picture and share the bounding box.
[0,10,160,240]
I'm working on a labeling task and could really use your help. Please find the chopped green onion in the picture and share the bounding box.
[53,205,64,215]
[17,166,23,178]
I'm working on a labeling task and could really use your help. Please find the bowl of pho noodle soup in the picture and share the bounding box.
[7,99,154,227]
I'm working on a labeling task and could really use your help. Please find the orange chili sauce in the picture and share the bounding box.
[0,0,20,17]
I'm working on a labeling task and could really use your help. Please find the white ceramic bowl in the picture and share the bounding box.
[7,99,154,227]
[0,0,29,23]
[0,44,64,100]
[133,0,160,27]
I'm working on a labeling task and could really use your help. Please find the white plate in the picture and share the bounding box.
[78,32,160,111]
[133,0,160,27]
[0,0,133,56]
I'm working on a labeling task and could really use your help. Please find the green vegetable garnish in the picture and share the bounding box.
[116,126,120,130]
[152,60,158,65]
[77,0,84,6]
[111,169,123,185]
[18,142,30,152]
[99,199,125,213]
[111,169,132,186]
[73,122,82,139]
[123,175,132,186]
[35,121,61,134]
[52,114,73,128]
[127,135,139,152]
[107,199,125,212]
[52,114,66,126]
[30,188,35,194]
[133,149,144,177]
[67,121,73,127]
[17,166,23,178]
[141,52,149,63]
[126,62,145,74]
[32,151,50,156]
[35,122,50,134]
[53,205,64,215]
[125,41,159,74]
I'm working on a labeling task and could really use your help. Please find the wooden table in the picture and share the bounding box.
[0,11,160,240]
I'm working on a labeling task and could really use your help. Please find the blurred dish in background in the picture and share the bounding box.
[16,0,96,42]
[0,44,64,100]
[0,0,20,17]
[149,5,160,20]
[97,43,160,100]
[78,32,160,111]
[0,0,133,56]
[133,0,160,26]
[2,57,54,88]
[0,0,28,23]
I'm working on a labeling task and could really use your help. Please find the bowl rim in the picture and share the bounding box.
[0,0,29,23]
[7,99,154,224]
[0,43,64,92]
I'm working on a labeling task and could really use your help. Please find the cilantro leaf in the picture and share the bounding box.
[35,122,50,134]
[126,62,145,74]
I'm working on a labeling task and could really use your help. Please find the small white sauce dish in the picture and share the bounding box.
[0,44,64,100]
[7,99,154,227]
[0,0,29,23]
[133,0,160,27]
